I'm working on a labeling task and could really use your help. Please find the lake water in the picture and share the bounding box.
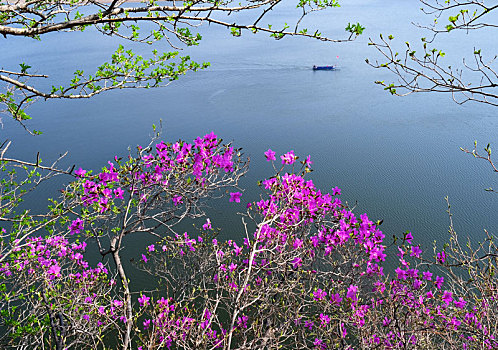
[2,0,498,264]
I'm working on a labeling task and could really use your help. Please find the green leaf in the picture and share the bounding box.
[19,63,31,73]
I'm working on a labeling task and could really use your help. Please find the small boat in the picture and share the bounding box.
[312,65,335,71]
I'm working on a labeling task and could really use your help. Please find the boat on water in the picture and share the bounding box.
[312,65,335,71]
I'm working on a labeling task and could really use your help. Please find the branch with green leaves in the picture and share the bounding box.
[367,33,498,106]
[418,0,498,34]
[368,0,497,107]
[461,140,498,193]
[1,0,364,130]
[0,46,209,134]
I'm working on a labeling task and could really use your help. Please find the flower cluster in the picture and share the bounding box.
[0,235,125,347]
[134,147,498,350]
[3,136,498,349]
[71,132,239,219]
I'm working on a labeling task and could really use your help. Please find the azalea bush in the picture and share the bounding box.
[1,133,497,349]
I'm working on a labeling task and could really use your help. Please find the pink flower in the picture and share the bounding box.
[395,267,407,280]
[330,293,342,305]
[293,238,303,249]
[172,195,183,206]
[75,168,87,177]
[237,315,248,329]
[233,243,242,256]
[332,186,341,195]
[347,285,358,301]
[138,294,150,307]
[454,297,467,309]
[422,271,433,281]
[280,150,296,165]
[304,155,313,167]
[203,218,212,230]
[264,149,276,161]
[442,290,453,306]
[68,218,84,235]
[340,322,347,338]
[291,257,302,269]
[319,313,330,327]
[47,264,61,279]
[314,338,325,348]
[143,319,151,330]
[410,245,422,257]
[114,187,124,199]
[413,279,422,290]
[435,276,444,289]
[405,231,413,244]
[229,192,241,203]
[313,289,327,301]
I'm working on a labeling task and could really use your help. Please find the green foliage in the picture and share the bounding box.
[230,27,242,37]
[345,22,365,35]
[296,0,340,9]
[19,63,31,74]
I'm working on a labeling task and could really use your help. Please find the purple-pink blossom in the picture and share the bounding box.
[237,315,248,329]
[437,251,446,264]
[138,294,150,307]
[233,243,242,256]
[319,313,330,327]
[435,276,444,289]
[305,155,313,167]
[172,195,183,206]
[229,192,241,203]
[313,338,325,349]
[280,150,296,165]
[454,297,467,309]
[395,267,407,280]
[203,218,212,230]
[47,264,61,279]
[410,245,422,257]
[423,271,433,281]
[75,168,87,177]
[114,187,124,199]
[68,218,84,235]
[264,149,276,161]
[304,320,314,330]
[291,257,302,269]
[313,289,327,301]
[442,290,453,306]
[405,231,413,244]
[347,285,358,301]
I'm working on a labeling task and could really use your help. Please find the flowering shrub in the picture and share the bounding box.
[0,235,124,348]
[1,133,497,349]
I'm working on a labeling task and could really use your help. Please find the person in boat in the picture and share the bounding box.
[313,65,316,69]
